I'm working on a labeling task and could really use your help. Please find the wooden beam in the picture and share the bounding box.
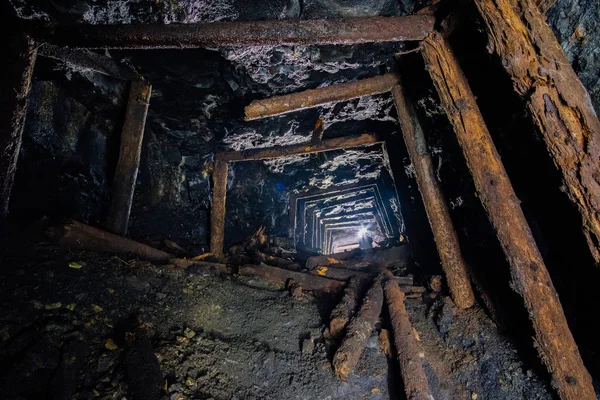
[105,79,152,236]
[245,74,399,121]
[210,159,228,258]
[383,273,432,400]
[0,35,37,220]
[36,16,435,50]
[392,82,475,309]
[537,0,556,14]
[474,0,600,265]
[421,31,595,399]
[46,219,172,262]
[216,133,381,162]
[37,44,135,81]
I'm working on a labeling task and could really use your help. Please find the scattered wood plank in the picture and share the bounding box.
[333,277,384,379]
[384,274,432,399]
[0,35,37,219]
[37,44,135,80]
[329,276,363,339]
[209,159,228,258]
[421,31,595,399]
[38,16,435,49]
[245,74,399,121]
[46,219,172,262]
[105,79,152,236]
[239,264,345,293]
[392,82,474,309]
[216,133,381,162]
[474,0,600,265]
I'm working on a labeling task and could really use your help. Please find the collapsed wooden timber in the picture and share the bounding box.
[329,276,363,339]
[0,35,37,220]
[384,273,432,400]
[392,81,475,309]
[245,74,399,121]
[46,219,173,262]
[105,79,152,236]
[239,264,344,293]
[473,0,600,266]
[421,31,595,399]
[333,277,384,379]
[36,16,435,50]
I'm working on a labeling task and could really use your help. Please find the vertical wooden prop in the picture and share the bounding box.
[106,79,152,236]
[0,35,37,220]
[474,0,600,265]
[421,31,595,399]
[384,275,432,400]
[210,159,228,257]
[392,82,475,309]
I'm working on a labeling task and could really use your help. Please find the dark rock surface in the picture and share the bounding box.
[547,0,600,115]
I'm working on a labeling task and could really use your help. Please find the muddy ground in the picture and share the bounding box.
[0,228,552,400]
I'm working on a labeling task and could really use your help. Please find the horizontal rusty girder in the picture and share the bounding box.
[32,15,435,50]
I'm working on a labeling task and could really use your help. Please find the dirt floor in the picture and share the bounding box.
[0,229,553,400]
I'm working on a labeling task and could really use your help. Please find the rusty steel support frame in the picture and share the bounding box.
[474,0,600,265]
[392,82,475,309]
[0,35,37,220]
[245,74,400,121]
[421,31,595,399]
[33,15,435,50]
[210,134,382,257]
[105,79,152,236]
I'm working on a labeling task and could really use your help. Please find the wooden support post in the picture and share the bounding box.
[245,74,399,121]
[383,274,432,400]
[105,79,152,236]
[36,16,435,50]
[474,0,600,265]
[216,133,380,162]
[0,35,37,220]
[392,82,475,309]
[210,159,228,258]
[421,31,595,399]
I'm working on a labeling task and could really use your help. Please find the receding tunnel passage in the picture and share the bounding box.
[3,1,600,400]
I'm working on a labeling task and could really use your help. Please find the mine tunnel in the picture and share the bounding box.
[2,0,600,399]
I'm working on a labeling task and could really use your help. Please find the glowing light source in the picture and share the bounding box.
[358,226,368,238]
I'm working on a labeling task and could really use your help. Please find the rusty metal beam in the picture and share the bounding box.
[392,81,475,309]
[216,133,381,163]
[421,31,594,399]
[35,15,435,50]
[105,79,152,236]
[0,35,37,220]
[245,74,400,121]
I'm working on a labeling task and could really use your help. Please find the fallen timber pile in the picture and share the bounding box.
[45,220,436,393]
